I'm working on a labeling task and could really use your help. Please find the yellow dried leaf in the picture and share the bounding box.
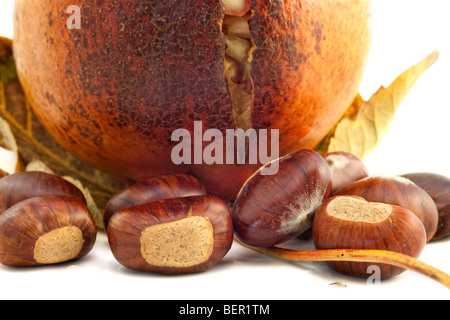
[0,115,20,174]
[63,175,104,230]
[318,51,440,159]
[314,93,364,155]
[25,159,104,230]
[0,37,16,83]
[25,159,54,174]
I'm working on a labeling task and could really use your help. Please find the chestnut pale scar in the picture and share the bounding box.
[34,226,83,264]
[327,197,392,223]
[140,216,214,268]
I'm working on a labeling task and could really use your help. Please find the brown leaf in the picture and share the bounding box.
[63,175,105,230]
[25,160,105,230]
[316,51,440,159]
[0,37,126,222]
[0,38,21,174]
[0,37,16,83]
[0,114,20,173]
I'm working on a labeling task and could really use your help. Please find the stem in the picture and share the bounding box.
[234,237,450,289]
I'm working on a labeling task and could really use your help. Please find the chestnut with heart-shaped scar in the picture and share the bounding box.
[107,195,234,274]
[334,175,439,242]
[312,195,427,279]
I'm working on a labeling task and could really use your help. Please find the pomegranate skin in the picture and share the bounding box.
[13,0,372,201]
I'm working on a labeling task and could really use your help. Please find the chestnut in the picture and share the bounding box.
[107,195,233,274]
[402,173,450,241]
[0,195,97,267]
[334,175,439,242]
[297,150,368,240]
[312,196,427,279]
[0,171,86,213]
[103,174,207,229]
[232,149,332,247]
[322,151,369,194]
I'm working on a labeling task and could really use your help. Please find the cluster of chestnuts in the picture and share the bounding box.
[104,174,234,274]
[0,149,448,287]
[231,149,450,285]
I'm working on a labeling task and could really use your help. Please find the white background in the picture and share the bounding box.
[0,0,449,300]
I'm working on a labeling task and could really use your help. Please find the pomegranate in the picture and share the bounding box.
[13,0,372,201]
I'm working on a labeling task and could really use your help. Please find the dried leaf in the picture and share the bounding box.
[63,175,104,230]
[0,37,16,83]
[315,93,364,155]
[0,38,21,174]
[25,159,54,174]
[317,51,440,159]
[25,159,104,230]
[0,115,20,173]
[0,37,126,216]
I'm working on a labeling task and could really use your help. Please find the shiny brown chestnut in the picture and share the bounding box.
[334,175,439,242]
[103,174,207,229]
[312,195,427,279]
[0,171,86,213]
[0,195,97,267]
[107,195,233,274]
[297,150,368,240]
[323,151,369,194]
[402,173,450,241]
[232,149,332,247]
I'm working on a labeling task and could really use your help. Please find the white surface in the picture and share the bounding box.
[0,0,449,300]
